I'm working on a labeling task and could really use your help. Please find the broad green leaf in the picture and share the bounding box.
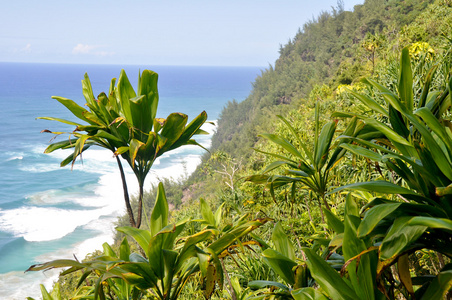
[138,69,159,123]
[116,69,137,124]
[262,248,297,285]
[159,113,188,152]
[332,180,417,196]
[248,280,289,291]
[102,242,116,258]
[129,138,144,166]
[272,222,296,261]
[343,213,375,300]
[292,287,329,300]
[43,138,77,153]
[116,226,152,254]
[119,237,130,261]
[379,217,427,260]
[214,203,224,227]
[388,105,409,139]
[324,209,344,234]
[420,270,452,300]
[303,247,358,300]
[200,198,216,227]
[358,203,402,238]
[169,111,208,150]
[150,183,169,236]
[207,218,269,255]
[81,73,96,106]
[406,216,452,232]
[364,118,412,147]
[416,107,452,155]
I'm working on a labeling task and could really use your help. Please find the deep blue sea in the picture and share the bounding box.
[0,62,261,299]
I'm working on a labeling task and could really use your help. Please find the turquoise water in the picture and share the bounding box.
[0,62,261,298]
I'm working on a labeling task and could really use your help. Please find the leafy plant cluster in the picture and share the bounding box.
[27,0,452,299]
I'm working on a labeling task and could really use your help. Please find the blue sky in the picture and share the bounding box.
[1,0,364,66]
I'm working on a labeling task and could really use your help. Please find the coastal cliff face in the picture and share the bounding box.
[209,0,438,161]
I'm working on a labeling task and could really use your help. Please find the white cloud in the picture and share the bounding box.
[72,44,115,57]
[72,43,97,54]
[21,43,32,53]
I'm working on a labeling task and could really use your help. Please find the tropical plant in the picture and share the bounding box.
[247,222,313,299]
[39,70,208,228]
[27,183,270,300]
[332,47,452,299]
[246,103,364,222]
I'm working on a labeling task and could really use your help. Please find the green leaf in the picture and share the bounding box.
[150,183,169,236]
[358,203,402,238]
[379,217,427,260]
[303,247,358,300]
[332,180,417,195]
[347,88,388,117]
[343,213,375,300]
[314,121,337,170]
[277,115,314,161]
[324,209,344,234]
[119,237,130,261]
[51,96,91,124]
[116,226,152,254]
[420,270,452,300]
[272,222,296,261]
[259,133,303,159]
[399,47,413,112]
[262,248,297,285]
[339,144,383,162]
[37,116,82,127]
[248,280,289,291]
[200,198,216,228]
[116,69,137,124]
[39,284,53,300]
[406,217,452,232]
[292,287,329,300]
[169,111,208,151]
[419,65,438,108]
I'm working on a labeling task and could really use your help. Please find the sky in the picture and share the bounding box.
[1,0,364,67]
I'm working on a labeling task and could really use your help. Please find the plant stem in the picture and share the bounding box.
[116,156,136,228]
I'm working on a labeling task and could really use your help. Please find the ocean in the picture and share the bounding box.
[0,62,261,299]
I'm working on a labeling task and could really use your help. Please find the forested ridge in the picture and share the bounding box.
[28,0,452,299]
[211,0,435,160]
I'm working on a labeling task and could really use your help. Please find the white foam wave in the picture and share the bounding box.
[0,204,120,242]
[6,155,23,161]
[0,269,59,300]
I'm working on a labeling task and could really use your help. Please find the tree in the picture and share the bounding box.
[39,70,208,228]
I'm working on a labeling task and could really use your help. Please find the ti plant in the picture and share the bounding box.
[248,222,315,299]
[332,47,452,299]
[246,103,363,221]
[26,183,270,300]
[39,70,208,228]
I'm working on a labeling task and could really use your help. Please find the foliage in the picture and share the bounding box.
[27,183,270,300]
[39,70,208,228]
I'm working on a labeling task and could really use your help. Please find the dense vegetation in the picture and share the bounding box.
[27,0,452,299]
